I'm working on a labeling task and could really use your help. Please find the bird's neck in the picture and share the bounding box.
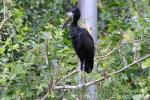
[71,19,78,27]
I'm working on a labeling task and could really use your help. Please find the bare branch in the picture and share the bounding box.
[53,54,150,90]
[41,54,150,100]
[110,54,150,75]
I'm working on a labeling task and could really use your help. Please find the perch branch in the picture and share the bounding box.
[41,54,150,100]
[53,54,150,90]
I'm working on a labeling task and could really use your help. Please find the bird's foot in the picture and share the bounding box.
[77,83,84,89]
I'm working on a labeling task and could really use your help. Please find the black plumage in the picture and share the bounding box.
[63,7,94,73]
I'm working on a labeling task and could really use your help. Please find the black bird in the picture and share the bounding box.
[62,7,94,73]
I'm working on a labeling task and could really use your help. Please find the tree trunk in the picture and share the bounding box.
[79,0,97,43]
[79,0,97,100]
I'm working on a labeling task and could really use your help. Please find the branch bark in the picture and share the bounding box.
[53,54,150,90]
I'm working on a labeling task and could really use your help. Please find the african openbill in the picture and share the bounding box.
[62,7,95,73]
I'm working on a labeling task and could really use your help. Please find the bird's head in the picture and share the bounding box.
[62,7,81,29]
[67,6,81,20]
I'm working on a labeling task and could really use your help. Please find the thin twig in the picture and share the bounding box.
[45,39,49,65]
[99,46,119,58]
[61,69,79,81]
[95,44,122,61]
[0,16,11,30]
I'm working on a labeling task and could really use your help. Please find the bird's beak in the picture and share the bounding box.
[62,17,71,30]
[62,12,73,30]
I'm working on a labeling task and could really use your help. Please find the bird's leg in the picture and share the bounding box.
[78,62,84,88]
[80,61,84,71]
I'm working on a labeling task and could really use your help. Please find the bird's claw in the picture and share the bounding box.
[77,83,84,89]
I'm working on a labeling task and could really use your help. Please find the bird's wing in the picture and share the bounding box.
[80,28,94,43]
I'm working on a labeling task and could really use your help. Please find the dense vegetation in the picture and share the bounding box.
[0,0,150,99]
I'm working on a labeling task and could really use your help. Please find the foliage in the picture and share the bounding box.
[0,0,150,99]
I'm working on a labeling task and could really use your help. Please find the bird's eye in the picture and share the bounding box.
[71,7,76,12]
[71,10,74,12]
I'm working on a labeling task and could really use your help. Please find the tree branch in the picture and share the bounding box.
[53,54,150,90]
[110,54,150,75]
[41,54,150,100]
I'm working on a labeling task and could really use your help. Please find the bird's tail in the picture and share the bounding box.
[84,58,94,73]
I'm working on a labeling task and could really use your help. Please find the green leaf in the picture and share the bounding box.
[12,44,19,50]
[0,47,5,54]
[71,0,77,5]
[120,73,128,80]
[141,58,150,69]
